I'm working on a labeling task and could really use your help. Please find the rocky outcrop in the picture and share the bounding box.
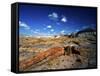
[76,28,96,37]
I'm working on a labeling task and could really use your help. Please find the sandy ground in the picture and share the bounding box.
[19,36,97,71]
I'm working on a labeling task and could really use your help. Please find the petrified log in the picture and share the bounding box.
[19,47,64,70]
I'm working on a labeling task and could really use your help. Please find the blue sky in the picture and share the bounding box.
[19,4,97,36]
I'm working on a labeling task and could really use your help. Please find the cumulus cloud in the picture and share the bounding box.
[50,29,54,32]
[48,12,68,23]
[34,31,38,34]
[61,16,67,22]
[19,21,30,29]
[31,29,40,34]
[47,25,52,28]
[48,12,58,18]
[48,12,58,21]
[61,30,65,34]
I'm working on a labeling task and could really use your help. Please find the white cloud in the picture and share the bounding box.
[51,29,54,32]
[61,16,67,22]
[61,30,65,34]
[48,12,58,21]
[31,29,40,34]
[34,31,38,34]
[48,13,68,23]
[19,21,30,29]
[47,25,52,28]
[48,12,58,18]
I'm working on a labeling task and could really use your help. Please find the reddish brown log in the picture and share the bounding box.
[19,47,64,70]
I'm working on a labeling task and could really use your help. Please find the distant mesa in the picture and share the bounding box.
[75,27,96,37]
[76,27,96,34]
[62,27,96,38]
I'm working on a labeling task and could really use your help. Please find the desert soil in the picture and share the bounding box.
[19,36,96,71]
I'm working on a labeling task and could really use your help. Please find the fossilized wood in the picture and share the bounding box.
[19,47,64,70]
